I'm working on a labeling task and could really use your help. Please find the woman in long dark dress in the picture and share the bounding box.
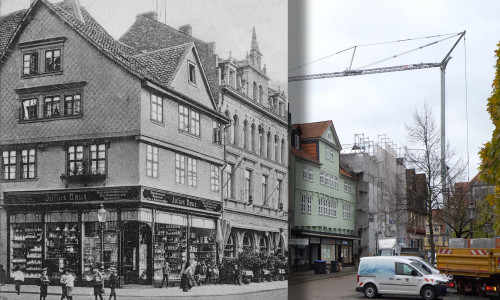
[180,261,192,292]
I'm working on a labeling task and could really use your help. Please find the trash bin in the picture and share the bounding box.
[314,260,326,274]
[330,260,339,272]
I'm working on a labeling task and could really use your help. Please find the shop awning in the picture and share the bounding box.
[293,229,359,240]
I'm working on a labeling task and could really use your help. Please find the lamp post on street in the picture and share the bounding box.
[97,203,107,270]
[467,201,476,239]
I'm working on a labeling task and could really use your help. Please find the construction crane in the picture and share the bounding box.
[289,31,466,203]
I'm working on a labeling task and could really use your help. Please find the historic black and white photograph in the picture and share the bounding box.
[0,0,288,299]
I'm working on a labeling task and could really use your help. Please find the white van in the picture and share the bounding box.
[356,256,448,300]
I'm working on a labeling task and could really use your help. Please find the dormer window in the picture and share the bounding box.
[295,134,300,149]
[45,49,61,72]
[188,61,197,85]
[19,37,65,77]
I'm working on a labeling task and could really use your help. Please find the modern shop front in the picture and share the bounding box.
[290,230,356,271]
[3,186,221,285]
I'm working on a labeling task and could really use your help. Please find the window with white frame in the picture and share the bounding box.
[225,164,234,199]
[320,171,324,185]
[188,62,197,85]
[301,195,312,214]
[66,143,106,176]
[2,149,37,180]
[262,175,268,206]
[150,94,163,123]
[343,203,351,219]
[146,145,158,178]
[333,200,337,217]
[344,180,352,193]
[308,167,314,181]
[302,166,308,180]
[318,198,323,215]
[328,200,333,217]
[179,104,200,136]
[334,176,339,189]
[175,153,197,186]
[245,169,253,202]
[210,165,219,192]
[319,198,329,216]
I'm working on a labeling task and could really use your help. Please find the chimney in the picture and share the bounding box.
[71,0,85,23]
[179,24,192,36]
[207,42,216,55]
[137,11,158,21]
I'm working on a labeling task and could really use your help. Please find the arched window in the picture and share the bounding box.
[225,110,232,144]
[259,85,264,104]
[243,233,252,251]
[281,138,286,164]
[243,120,249,150]
[233,115,239,146]
[259,125,265,156]
[251,124,256,153]
[274,135,279,162]
[267,131,272,159]
[225,233,236,258]
[259,236,267,253]
[253,82,258,101]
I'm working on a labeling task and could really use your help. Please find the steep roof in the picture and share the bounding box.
[0,9,27,57]
[118,14,218,93]
[291,147,320,165]
[134,43,191,86]
[293,121,332,139]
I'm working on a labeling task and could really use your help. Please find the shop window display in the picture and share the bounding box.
[10,215,43,279]
[83,221,118,280]
[45,222,80,278]
[154,224,187,281]
[189,227,216,262]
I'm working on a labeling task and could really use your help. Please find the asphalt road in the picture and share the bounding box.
[288,273,486,300]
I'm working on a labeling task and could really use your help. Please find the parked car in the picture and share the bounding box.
[356,256,448,300]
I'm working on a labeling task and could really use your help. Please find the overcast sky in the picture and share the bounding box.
[289,0,497,181]
[1,0,287,89]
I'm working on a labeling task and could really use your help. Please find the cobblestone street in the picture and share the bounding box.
[0,281,287,299]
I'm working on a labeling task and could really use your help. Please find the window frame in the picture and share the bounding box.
[262,174,268,206]
[43,95,61,118]
[210,165,220,192]
[23,52,38,76]
[150,94,164,124]
[188,61,197,86]
[44,48,62,73]
[2,150,17,180]
[20,98,39,120]
[2,148,38,181]
[146,145,159,178]
[178,104,201,137]
[175,153,197,187]
[245,169,253,202]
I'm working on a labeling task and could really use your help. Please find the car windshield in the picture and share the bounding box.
[410,261,431,275]
[417,259,436,272]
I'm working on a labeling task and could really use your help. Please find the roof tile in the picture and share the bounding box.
[294,121,332,139]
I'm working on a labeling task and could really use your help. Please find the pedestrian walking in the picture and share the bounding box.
[160,261,170,288]
[91,266,104,300]
[12,265,24,295]
[60,269,68,300]
[179,261,193,292]
[232,263,242,285]
[108,267,118,300]
[205,261,213,285]
[193,260,202,286]
[39,267,50,300]
[64,268,75,300]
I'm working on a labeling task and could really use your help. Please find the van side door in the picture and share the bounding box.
[375,260,396,294]
[394,262,422,296]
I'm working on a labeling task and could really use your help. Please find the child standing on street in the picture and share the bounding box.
[60,269,68,300]
[108,267,119,300]
[92,266,104,300]
[160,261,170,288]
[39,268,50,300]
[12,265,24,295]
[64,268,75,300]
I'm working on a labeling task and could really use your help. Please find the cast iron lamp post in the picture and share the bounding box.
[97,203,107,270]
[467,201,476,239]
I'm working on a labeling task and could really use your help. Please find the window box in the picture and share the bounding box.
[60,171,106,187]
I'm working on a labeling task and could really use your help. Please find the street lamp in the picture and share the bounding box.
[97,203,107,270]
[467,201,476,239]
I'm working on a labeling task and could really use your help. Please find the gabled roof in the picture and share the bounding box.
[0,9,27,57]
[1,0,220,112]
[293,121,332,139]
[134,43,191,86]
[118,14,218,93]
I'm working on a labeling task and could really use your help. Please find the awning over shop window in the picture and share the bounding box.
[155,211,187,226]
[9,213,42,223]
[190,216,215,229]
[121,208,153,222]
[45,212,78,223]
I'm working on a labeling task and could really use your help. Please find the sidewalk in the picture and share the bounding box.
[288,266,357,285]
[0,280,287,298]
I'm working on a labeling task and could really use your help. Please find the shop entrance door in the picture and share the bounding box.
[122,222,152,284]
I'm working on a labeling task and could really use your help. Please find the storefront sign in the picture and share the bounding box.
[321,238,335,245]
[309,237,321,244]
[289,238,309,246]
[142,189,222,213]
[4,186,141,204]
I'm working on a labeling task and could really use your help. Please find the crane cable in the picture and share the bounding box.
[289,32,461,72]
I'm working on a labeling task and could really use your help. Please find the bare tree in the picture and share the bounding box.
[405,103,465,264]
